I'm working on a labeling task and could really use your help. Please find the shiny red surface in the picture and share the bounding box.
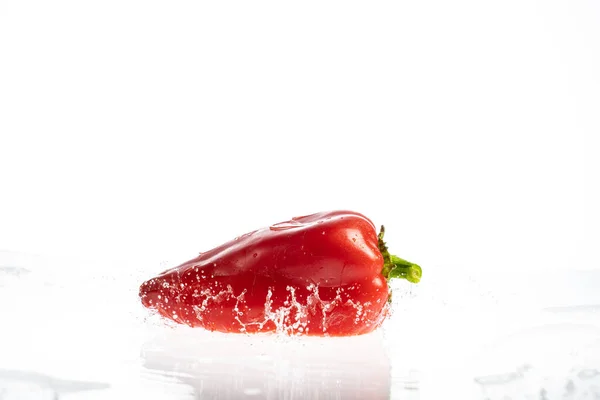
[139,211,389,336]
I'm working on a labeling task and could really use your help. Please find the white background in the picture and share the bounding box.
[1,4,600,398]
[1,0,599,275]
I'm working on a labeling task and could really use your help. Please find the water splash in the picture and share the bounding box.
[185,283,384,336]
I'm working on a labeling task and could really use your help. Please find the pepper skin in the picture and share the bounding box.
[139,211,421,336]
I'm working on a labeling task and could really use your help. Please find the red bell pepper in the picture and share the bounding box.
[139,210,421,336]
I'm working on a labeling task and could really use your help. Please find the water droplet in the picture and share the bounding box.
[253,253,258,258]
[270,221,302,231]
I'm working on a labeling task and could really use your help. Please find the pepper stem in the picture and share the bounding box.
[378,225,422,284]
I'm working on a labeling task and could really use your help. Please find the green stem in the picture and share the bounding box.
[378,225,422,284]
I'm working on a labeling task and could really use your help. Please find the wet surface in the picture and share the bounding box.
[1,251,599,399]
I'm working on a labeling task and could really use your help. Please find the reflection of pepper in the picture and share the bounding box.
[139,210,421,336]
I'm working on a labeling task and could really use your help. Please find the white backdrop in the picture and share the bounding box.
[1,0,598,274]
